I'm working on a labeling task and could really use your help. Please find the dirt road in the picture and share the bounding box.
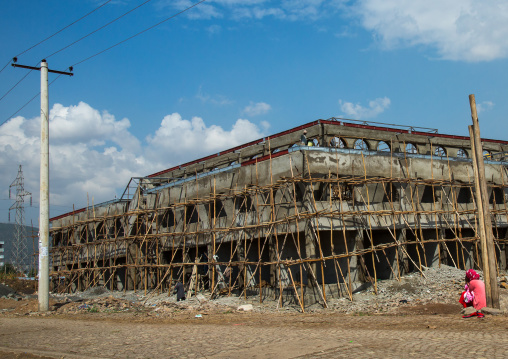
[1,308,507,359]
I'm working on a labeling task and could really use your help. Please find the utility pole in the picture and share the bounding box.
[9,165,32,273]
[12,59,73,311]
[468,94,500,309]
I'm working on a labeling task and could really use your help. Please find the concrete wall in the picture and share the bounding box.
[49,120,508,298]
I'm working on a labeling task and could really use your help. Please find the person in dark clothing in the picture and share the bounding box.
[301,130,308,145]
[174,282,185,301]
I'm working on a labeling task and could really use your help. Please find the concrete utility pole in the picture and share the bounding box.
[39,60,49,312]
[468,94,500,309]
[12,59,73,311]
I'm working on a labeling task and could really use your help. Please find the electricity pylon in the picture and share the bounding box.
[9,165,32,273]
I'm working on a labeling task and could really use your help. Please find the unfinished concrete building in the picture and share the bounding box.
[49,118,508,308]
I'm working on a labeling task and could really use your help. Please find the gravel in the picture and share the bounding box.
[5,266,507,315]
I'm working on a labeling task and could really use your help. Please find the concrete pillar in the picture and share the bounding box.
[206,243,214,290]
[354,230,367,283]
[397,229,409,276]
[126,242,137,290]
[269,236,278,287]
[305,224,318,286]
[501,230,508,271]
[236,238,246,289]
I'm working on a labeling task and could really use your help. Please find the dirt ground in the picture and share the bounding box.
[1,298,507,359]
[1,269,508,358]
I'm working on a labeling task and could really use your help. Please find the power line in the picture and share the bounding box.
[0,70,33,103]
[0,74,63,128]
[16,0,113,59]
[71,0,208,68]
[1,0,207,127]
[0,0,112,76]
[45,0,154,60]
[0,60,11,75]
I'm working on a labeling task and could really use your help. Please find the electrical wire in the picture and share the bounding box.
[71,0,208,68]
[45,0,154,60]
[1,0,207,127]
[0,60,11,75]
[17,0,113,59]
[0,0,112,76]
[0,74,63,128]
[0,70,32,103]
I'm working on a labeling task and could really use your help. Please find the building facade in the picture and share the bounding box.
[49,118,508,306]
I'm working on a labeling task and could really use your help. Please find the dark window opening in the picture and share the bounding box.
[383,182,399,202]
[53,233,62,247]
[236,196,254,213]
[421,186,435,203]
[161,208,175,228]
[186,205,199,224]
[294,183,305,202]
[457,187,471,203]
[313,183,329,201]
[490,187,505,205]
[115,219,125,238]
[332,183,354,202]
[96,222,106,240]
[212,200,227,218]
[79,227,89,243]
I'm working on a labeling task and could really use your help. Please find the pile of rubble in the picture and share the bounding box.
[2,265,507,316]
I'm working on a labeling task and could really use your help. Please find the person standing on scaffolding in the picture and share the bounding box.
[301,130,314,146]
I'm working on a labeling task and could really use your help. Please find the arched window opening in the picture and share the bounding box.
[329,137,347,148]
[353,139,369,151]
[457,148,468,158]
[378,141,391,152]
[434,146,446,157]
[405,143,417,154]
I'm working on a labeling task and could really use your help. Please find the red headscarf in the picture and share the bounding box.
[465,269,480,281]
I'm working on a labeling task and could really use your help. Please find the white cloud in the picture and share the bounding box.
[0,103,267,222]
[243,102,272,116]
[352,0,508,62]
[160,0,508,62]
[206,24,222,35]
[145,113,265,163]
[0,105,151,211]
[339,97,391,119]
[159,0,343,21]
[476,100,494,114]
[196,87,233,106]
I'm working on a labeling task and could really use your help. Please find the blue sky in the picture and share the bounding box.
[1,0,508,225]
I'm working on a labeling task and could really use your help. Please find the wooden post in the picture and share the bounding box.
[469,94,500,309]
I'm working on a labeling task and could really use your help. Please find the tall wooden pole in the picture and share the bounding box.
[469,94,500,309]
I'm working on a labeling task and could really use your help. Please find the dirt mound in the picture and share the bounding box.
[1,278,36,295]
[0,283,16,297]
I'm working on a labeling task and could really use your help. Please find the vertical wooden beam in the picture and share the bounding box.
[469,94,500,309]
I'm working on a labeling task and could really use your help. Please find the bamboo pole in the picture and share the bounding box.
[468,95,499,308]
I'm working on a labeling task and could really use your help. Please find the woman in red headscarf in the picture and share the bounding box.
[459,269,486,318]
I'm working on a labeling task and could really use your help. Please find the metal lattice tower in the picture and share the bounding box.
[9,165,32,273]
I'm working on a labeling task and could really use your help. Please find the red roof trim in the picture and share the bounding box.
[50,208,86,222]
[51,119,508,222]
